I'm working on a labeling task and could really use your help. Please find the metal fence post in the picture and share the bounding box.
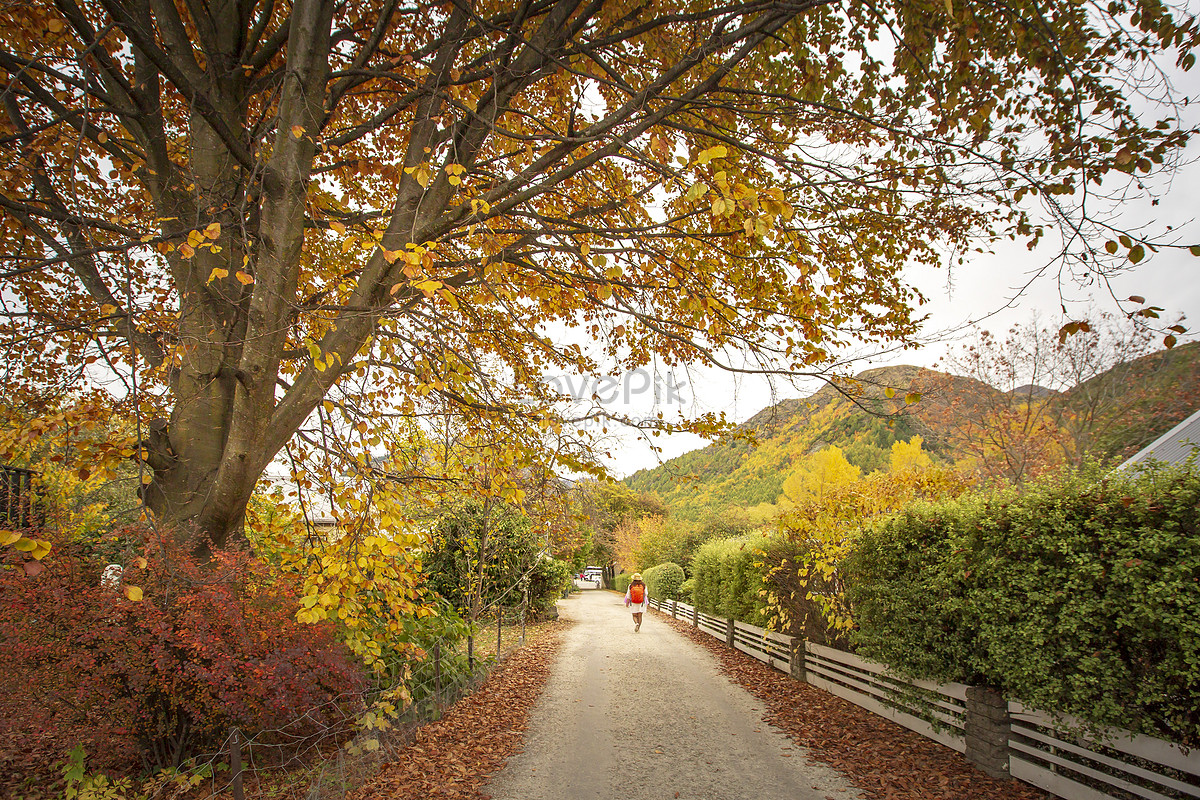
[229,728,244,800]
[433,641,442,702]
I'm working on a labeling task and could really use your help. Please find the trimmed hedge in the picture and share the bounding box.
[678,577,695,603]
[847,462,1200,747]
[643,562,685,600]
[690,535,770,625]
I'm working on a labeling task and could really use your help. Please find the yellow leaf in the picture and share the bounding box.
[207,267,228,284]
[235,270,255,285]
[292,125,305,139]
[14,537,36,552]
[413,279,442,297]
[124,585,143,601]
[31,540,51,560]
[884,387,896,398]
[135,556,148,569]
[204,222,221,239]
[100,303,117,316]
[0,529,20,546]
[329,220,346,235]
[179,242,195,258]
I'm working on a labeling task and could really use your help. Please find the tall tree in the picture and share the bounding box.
[1,0,1195,553]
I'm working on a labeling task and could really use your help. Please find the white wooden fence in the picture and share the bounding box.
[647,597,1200,800]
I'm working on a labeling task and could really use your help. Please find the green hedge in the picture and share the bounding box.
[690,535,770,624]
[847,462,1200,747]
[678,577,695,603]
[613,571,632,594]
[643,562,685,600]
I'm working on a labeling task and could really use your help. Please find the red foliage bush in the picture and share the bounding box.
[0,530,367,780]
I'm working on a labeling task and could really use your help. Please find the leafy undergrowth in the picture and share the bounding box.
[350,619,566,800]
[653,610,1051,800]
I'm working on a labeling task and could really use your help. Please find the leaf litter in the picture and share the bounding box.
[654,610,1050,800]
[353,621,566,800]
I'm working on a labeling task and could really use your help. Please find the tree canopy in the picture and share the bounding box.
[1,0,1196,552]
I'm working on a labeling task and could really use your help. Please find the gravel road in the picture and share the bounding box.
[485,590,863,800]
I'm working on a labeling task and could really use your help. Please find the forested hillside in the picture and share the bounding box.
[627,341,1200,520]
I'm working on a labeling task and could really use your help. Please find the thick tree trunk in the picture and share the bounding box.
[136,0,336,556]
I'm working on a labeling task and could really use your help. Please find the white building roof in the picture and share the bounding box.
[1117,407,1200,470]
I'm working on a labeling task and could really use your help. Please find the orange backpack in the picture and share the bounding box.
[629,583,645,604]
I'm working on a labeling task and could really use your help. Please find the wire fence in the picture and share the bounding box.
[153,606,541,800]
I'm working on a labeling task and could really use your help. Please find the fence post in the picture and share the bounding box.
[692,604,698,627]
[789,637,807,682]
[671,600,677,618]
[725,617,736,648]
[433,642,442,702]
[965,686,1011,779]
[497,609,503,656]
[521,584,529,645]
[229,728,244,800]
[467,634,474,670]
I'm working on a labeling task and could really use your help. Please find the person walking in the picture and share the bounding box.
[625,573,648,632]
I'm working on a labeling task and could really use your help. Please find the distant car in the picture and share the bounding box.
[583,569,603,587]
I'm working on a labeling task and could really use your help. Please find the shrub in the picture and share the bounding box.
[643,562,685,600]
[0,530,367,774]
[690,535,770,624]
[847,462,1200,747]
[678,577,695,603]
[756,536,850,647]
[528,556,573,614]
[614,571,632,594]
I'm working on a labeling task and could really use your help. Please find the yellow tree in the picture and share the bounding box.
[780,445,861,507]
[1,0,1196,558]
[889,435,932,472]
[771,440,967,634]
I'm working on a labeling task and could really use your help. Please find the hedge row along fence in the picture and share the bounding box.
[665,461,1198,753]
[847,461,1200,750]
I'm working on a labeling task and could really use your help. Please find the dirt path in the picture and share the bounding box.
[484,590,862,800]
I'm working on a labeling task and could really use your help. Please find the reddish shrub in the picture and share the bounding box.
[0,531,367,780]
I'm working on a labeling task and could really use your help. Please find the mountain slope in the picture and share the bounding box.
[626,343,1200,520]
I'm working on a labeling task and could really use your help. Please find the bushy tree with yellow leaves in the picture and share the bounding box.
[766,439,969,637]
[1,0,1195,564]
